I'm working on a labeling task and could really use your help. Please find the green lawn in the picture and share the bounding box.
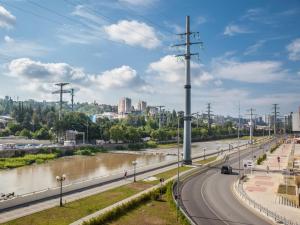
[194,156,217,164]
[107,193,185,225]
[1,167,193,225]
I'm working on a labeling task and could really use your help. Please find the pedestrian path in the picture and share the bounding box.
[242,143,300,224]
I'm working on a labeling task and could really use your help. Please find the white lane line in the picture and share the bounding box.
[200,172,230,225]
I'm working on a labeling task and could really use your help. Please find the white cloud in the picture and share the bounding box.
[194,72,214,86]
[147,55,216,87]
[6,58,150,97]
[0,5,16,29]
[223,24,251,36]
[4,35,13,43]
[244,40,265,55]
[118,0,156,7]
[212,59,286,83]
[90,65,145,89]
[286,38,300,61]
[0,36,50,57]
[72,5,106,25]
[196,16,207,25]
[7,58,87,83]
[104,20,160,49]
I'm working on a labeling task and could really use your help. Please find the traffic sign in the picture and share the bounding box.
[243,159,254,168]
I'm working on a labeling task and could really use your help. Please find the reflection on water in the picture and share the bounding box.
[0,153,175,195]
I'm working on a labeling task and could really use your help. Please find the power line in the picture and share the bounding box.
[27,0,88,27]
[2,1,62,26]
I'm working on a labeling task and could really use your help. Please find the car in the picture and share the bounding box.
[221,165,232,174]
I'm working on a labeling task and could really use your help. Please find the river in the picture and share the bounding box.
[0,152,175,195]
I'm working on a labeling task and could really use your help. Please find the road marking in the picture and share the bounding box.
[200,172,230,225]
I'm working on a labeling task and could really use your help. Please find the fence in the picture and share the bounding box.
[234,180,300,225]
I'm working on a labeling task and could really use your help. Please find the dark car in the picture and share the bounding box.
[221,165,232,174]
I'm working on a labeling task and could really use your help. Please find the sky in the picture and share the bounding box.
[0,0,299,117]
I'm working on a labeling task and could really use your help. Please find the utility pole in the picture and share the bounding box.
[207,103,212,134]
[52,83,70,143]
[52,83,70,121]
[238,102,241,179]
[70,88,75,112]
[172,16,202,164]
[154,105,165,129]
[268,114,271,137]
[195,112,199,128]
[272,104,279,136]
[246,108,256,144]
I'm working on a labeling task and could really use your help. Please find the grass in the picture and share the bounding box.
[0,153,57,169]
[1,165,198,225]
[107,192,184,225]
[277,184,297,195]
[1,183,152,225]
[194,156,217,164]
[157,143,180,149]
[84,182,189,225]
[143,166,192,185]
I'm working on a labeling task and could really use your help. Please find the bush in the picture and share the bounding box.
[146,140,157,148]
[257,153,267,165]
[19,128,32,138]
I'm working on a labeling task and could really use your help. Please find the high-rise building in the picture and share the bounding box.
[118,97,132,114]
[292,108,300,132]
[137,100,147,112]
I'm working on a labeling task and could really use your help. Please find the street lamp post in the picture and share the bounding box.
[176,114,180,221]
[132,161,137,182]
[56,174,66,207]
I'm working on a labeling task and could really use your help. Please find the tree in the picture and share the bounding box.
[109,125,125,143]
[33,127,50,140]
[20,128,31,138]
[7,122,22,135]
[125,126,141,143]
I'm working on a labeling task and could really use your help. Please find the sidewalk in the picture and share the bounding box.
[242,143,300,224]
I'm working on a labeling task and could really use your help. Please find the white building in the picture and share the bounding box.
[137,100,147,112]
[118,97,132,115]
[292,111,300,132]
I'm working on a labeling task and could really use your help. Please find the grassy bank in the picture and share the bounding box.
[0,153,57,169]
[84,183,189,225]
[1,166,193,225]
[194,156,218,164]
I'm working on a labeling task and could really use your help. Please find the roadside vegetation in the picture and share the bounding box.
[83,182,189,225]
[256,153,267,165]
[0,153,57,169]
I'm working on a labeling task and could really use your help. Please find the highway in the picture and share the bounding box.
[180,140,276,225]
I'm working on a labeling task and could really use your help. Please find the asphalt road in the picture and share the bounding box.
[180,140,276,225]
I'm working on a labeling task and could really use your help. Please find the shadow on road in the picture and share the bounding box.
[191,215,257,225]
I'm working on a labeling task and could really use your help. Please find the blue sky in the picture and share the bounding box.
[0,0,299,117]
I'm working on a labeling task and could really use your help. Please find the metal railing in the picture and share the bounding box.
[235,181,300,225]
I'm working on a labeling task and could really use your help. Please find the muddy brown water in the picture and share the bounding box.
[0,153,175,195]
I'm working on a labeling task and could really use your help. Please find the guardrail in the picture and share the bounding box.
[234,180,300,225]
[171,137,276,225]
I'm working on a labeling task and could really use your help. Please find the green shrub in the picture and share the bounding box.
[257,153,267,165]
[146,140,157,148]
